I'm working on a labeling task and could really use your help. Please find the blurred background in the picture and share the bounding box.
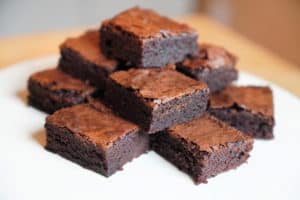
[1,0,299,67]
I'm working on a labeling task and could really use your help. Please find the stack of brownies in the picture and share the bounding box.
[27,7,275,184]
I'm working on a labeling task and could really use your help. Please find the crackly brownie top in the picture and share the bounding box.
[29,69,95,93]
[61,30,118,72]
[210,85,273,117]
[46,103,139,150]
[102,7,197,39]
[168,114,252,152]
[109,68,208,105]
[180,43,236,70]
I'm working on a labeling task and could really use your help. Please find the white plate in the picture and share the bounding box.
[0,56,299,200]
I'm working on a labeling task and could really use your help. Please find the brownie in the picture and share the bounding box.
[151,113,253,184]
[28,68,96,114]
[100,7,198,67]
[45,102,149,177]
[59,30,119,90]
[209,85,275,139]
[176,43,238,92]
[105,68,209,133]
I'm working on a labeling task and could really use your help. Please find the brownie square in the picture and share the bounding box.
[151,114,253,184]
[45,101,149,177]
[105,68,209,133]
[100,7,198,67]
[176,43,238,92]
[28,68,96,114]
[176,43,237,92]
[209,85,275,139]
[59,30,119,90]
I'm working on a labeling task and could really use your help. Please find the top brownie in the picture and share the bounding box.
[59,30,119,89]
[105,68,209,133]
[100,7,198,67]
[177,43,238,92]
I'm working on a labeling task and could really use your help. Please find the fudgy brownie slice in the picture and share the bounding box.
[28,68,96,114]
[45,102,149,177]
[105,68,209,133]
[59,30,119,90]
[100,7,198,67]
[177,43,238,92]
[151,114,253,184]
[209,85,275,139]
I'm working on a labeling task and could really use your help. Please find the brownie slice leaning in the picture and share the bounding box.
[105,68,209,133]
[151,113,253,184]
[100,7,198,67]
[45,101,149,177]
[28,68,96,114]
[59,30,119,90]
[177,43,238,92]
[209,85,275,139]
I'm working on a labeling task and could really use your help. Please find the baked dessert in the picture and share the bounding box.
[151,113,253,184]
[209,85,275,139]
[59,30,119,90]
[28,68,95,114]
[177,43,238,92]
[105,68,209,133]
[100,7,198,67]
[45,101,149,177]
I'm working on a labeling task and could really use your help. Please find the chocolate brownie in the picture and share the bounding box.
[100,7,198,67]
[105,68,209,133]
[151,113,253,184]
[45,102,149,177]
[59,30,119,90]
[177,43,238,92]
[28,68,96,114]
[209,85,275,139]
